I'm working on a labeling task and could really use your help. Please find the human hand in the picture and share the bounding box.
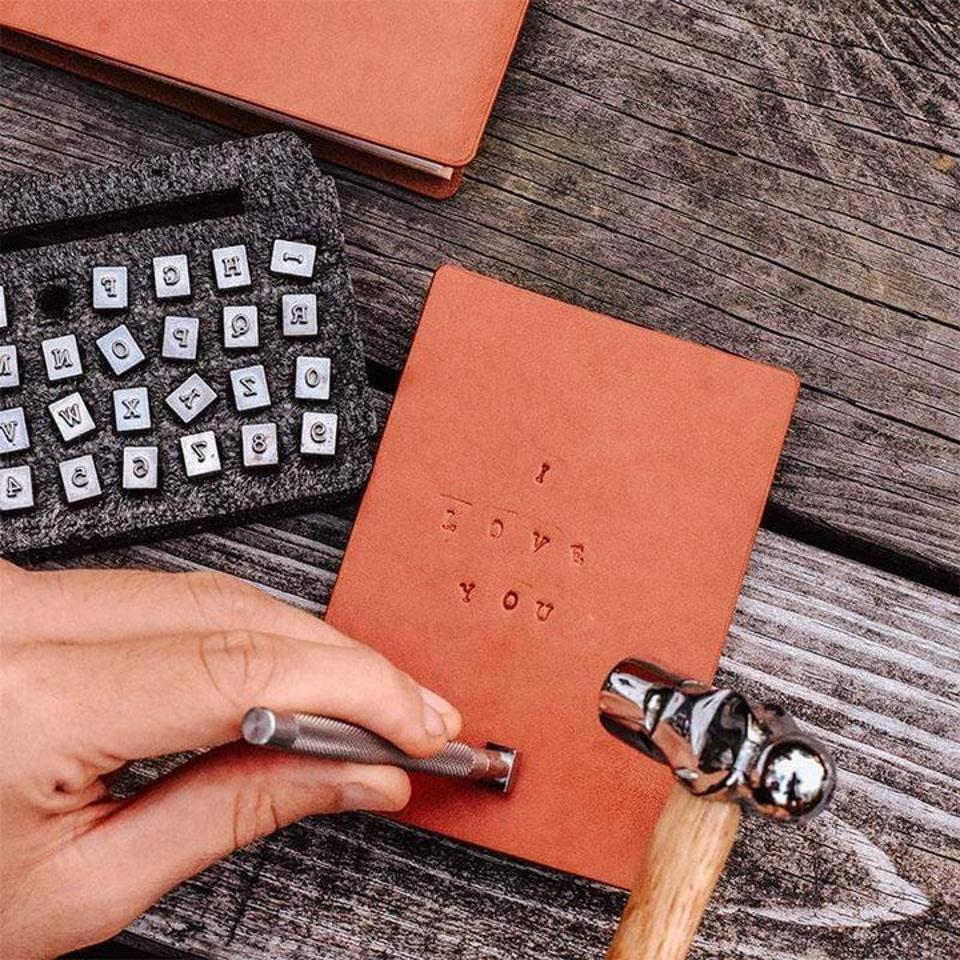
[0,560,460,959]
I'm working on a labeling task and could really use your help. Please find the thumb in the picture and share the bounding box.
[56,746,410,951]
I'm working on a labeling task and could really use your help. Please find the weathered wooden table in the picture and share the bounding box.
[2,2,958,958]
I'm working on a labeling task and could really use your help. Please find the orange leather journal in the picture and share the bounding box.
[326,267,799,888]
[0,0,528,198]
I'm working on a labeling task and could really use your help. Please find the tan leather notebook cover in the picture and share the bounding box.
[326,267,798,887]
[0,0,528,198]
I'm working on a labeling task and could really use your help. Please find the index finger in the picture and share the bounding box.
[2,562,357,648]
[44,629,460,764]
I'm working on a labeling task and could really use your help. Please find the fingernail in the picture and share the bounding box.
[420,686,455,717]
[340,782,397,812]
[422,702,447,738]
[421,686,460,737]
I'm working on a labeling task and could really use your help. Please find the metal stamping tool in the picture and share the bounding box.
[242,707,519,794]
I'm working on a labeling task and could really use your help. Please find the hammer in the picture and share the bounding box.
[599,659,836,960]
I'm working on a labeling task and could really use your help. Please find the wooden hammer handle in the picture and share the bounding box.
[606,783,741,960]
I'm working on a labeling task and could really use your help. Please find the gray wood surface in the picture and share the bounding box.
[1,0,959,958]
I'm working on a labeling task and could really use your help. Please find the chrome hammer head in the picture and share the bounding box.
[599,659,835,821]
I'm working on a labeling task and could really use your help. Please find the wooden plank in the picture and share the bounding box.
[2,0,959,582]
[52,520,958,960]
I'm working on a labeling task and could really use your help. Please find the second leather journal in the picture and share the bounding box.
[327,266,799,887]
[0,0,529,198]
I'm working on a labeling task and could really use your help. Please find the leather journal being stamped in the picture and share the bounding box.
[326,266,799,888]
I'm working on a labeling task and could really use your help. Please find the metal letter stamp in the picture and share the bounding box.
[282,293,319,337]
[41,334,82,382]
[165,373,217,424]
[122,445,160,490]
[223,305,260,349]
[212,244,251,290]
[59,454,102,504]
[48,392,95,443]
[240,422,279,469]
[0,405,29,455]
[95,323,146,376]
[0,286,7,329]
[0,464,33,512]
[92,266,128,310]
[0,345,20,390]
[162,315,200,361]
[230,363,271,412]
[180,430,222,478]
[270,239,317,278]
[300,411,338,456]
[152,253,191,299]
[294,355,331,400]
[112,386,151,432]
[243,708,518,794]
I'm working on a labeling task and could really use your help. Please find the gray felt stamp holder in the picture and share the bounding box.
[0,133,376,560]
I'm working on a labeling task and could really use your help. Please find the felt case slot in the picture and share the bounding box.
[1,189,246,254]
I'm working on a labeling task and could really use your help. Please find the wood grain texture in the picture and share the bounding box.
[2,1,959,957]
[50,520,959,960]
[2,0,959,582]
